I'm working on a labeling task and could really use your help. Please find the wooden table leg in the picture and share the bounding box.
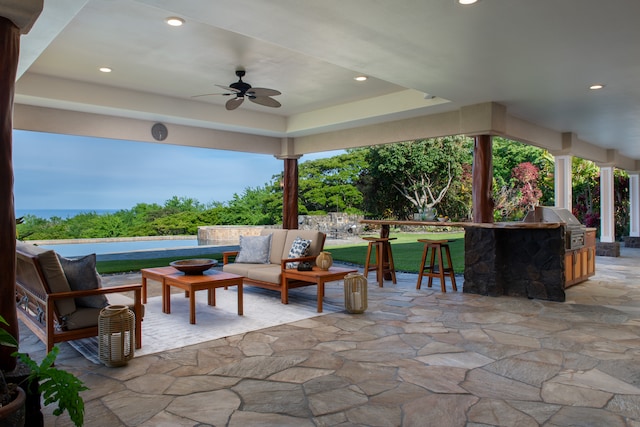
[189,288,196,324]
[237,283,243,315]
[317,280,324,313]
[141,276,148,304]
[208,288,216,306]
[164,284,171,314]
[282,278,289,304]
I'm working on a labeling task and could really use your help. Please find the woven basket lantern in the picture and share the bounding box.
[344,272,368,314]
[98,305,135,367]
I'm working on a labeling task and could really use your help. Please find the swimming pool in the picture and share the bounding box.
[40,239,201,257]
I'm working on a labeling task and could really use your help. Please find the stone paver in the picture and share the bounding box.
[18,247,640,426]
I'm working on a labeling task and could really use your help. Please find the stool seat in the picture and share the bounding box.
[363,237,397,287]
[416,239,457,292]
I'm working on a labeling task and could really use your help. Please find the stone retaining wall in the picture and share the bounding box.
[198,225,276,245]
[198,213,364,244]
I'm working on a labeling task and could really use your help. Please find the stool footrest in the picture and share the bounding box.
[416,240,457,292]
[363,238,397,287]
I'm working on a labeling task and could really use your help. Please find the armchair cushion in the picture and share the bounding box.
[235,234,272,264]
[16,240,76,316]
[57,253,108,309]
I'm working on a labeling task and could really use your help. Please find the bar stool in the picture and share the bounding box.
[363,237,397,287]
[416,239,457,292]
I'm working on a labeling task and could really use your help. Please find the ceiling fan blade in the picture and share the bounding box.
[247,87,281,97]
[249,96,281,108]
[216,84,240,93]
[191,92,234,98]
[226,97,244,110]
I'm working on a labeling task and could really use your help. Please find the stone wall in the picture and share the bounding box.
[597,241,620,257]
[198,225,277,245]
[463,225,566,301]
[197,213,363,244]
[299,213,364,238]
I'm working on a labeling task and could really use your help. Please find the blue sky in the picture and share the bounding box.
[12,130,342,210]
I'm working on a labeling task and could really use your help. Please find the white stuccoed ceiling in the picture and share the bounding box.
[11,0,640,163]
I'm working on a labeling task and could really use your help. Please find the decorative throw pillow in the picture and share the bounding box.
[235,234,272,264]
[286,236,311,269]
[57,253,108,309]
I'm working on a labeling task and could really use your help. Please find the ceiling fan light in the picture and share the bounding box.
[165,17,184,26]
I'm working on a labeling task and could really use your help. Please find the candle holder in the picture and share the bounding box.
[344,272,368,314]
[98,305,135,367]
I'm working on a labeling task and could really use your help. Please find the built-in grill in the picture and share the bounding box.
[523,206,586,250]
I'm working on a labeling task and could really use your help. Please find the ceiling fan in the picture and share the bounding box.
[193,69,281,111]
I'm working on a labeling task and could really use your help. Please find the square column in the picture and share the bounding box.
[554,155,572,211]
[597,165,620,256]
[629,173,640,237]
[623,173,640,248]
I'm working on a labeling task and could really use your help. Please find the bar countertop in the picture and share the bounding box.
[360,219,564,229]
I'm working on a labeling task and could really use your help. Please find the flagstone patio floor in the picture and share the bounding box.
[18,248,640,426]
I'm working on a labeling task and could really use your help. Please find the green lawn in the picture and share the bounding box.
[326,232,465,274]
[96,254,225,275]
[95,232,465,275]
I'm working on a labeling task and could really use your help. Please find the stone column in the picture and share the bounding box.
[624,173,640,247]
[472,135,494,223]
[554,154,572,211]
[597,165,620,256]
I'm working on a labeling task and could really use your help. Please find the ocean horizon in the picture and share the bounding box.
[15,208,119,220]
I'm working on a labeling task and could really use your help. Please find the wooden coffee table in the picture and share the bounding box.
[141,267,243,324]
[140,266,177,304]
[282,266,357,313]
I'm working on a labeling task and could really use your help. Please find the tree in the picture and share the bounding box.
[298,151,366,214]
[361,137,473,219]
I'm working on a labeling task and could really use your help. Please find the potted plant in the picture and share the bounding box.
[0,315,87,427]
[0,316,25,426]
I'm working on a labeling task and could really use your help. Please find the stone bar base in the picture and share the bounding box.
[463,225,566,301]
[596,241,621,257]
[623,236,640,248]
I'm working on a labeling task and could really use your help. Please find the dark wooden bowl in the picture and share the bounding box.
[170,259,218,275]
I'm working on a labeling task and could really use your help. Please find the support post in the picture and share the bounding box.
[629,173,640,238]
[282,158,299,230]
[597,165,620,256]
[554,154,572,211]
[472,135,494,223]
[0,16,20,371]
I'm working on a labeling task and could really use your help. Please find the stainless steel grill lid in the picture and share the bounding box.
[523,207,586,250]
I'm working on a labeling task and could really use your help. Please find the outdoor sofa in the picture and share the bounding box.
[222,229,326,303]
[15,240,143,353]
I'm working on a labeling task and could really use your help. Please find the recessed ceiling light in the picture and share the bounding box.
[589,84,605,90]
[458,0,478,4]
[99,67,112,73]
[165,17,184,27]
[354,76,368,82]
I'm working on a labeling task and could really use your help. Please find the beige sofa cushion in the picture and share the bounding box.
[223,262,273,277]
[262,229,288,264]
[16,240,76,316]
[246,265,282,285]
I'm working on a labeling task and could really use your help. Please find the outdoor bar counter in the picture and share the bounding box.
[360,219,569,301]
